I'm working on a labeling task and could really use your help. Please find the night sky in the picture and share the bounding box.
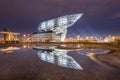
[0,0,120,37]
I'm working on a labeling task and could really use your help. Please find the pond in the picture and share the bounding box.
[0,45,120,80]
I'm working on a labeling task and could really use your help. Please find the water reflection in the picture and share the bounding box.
[78,49,110,55]
[33,46,83,70]
[0,45,119,80]
[22,45,30,48]
[78,49,110,66]
[0,45,110,70]
[0,46,20,53]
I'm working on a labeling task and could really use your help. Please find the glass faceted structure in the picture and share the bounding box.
[34,47,83,70]
[34,13,83,42]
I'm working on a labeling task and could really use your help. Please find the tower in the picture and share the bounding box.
[3,28,9,42]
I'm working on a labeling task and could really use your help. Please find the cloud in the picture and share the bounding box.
[110,12,120,19]
[0,0,120,35]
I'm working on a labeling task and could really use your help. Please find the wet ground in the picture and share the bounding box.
[0,45,120,80]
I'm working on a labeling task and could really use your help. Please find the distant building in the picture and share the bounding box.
[113,36,120,41]
[107,36,120,42]
[0,38,4,43]
[0,28,20,43]
[3,28,8,42]
[31,13,83,42]
[111,36,120,44]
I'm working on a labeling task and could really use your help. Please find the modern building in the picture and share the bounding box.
[31,13,83,42]
[31,31,61,42]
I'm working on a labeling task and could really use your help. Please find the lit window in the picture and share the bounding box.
[47,20,54,28]
[58,17,67,26]
[41,22,46,30]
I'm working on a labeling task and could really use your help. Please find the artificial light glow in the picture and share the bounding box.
[23,45,27,48]
[0,46,20,52]
[38,13,83,42]
[23,34,26,37]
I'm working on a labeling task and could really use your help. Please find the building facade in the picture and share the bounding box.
[31,13,83,42]
[31,31,61,42]
[0,28,20,43]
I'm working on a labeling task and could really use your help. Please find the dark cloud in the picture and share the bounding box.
[0,0,120,36]
[109,12,120,19]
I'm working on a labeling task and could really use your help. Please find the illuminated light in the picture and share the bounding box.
[27,46,30,48]
[77,35,80,40]
[111,36,115,42]
[38,13,83,42]
[86,53,96,61]
[86,52,109,65]
[38,14,83,31]
[58,17,68,27]
[0,47,20,52]
[23,34,26,37]
[0,31,20,41]
[23,45,27,48]
[80,37,83,40]
[8,34,11,40]
[85,36,89,40]
[104,37,110,43]
[77,44,80,48]
[61,45,66,47]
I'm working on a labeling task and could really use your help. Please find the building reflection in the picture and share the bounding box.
[33,46,83,70]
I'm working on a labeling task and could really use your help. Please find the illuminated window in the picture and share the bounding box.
[58,17,68,26]
[41,22,46,30]
[47,20,54,28]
